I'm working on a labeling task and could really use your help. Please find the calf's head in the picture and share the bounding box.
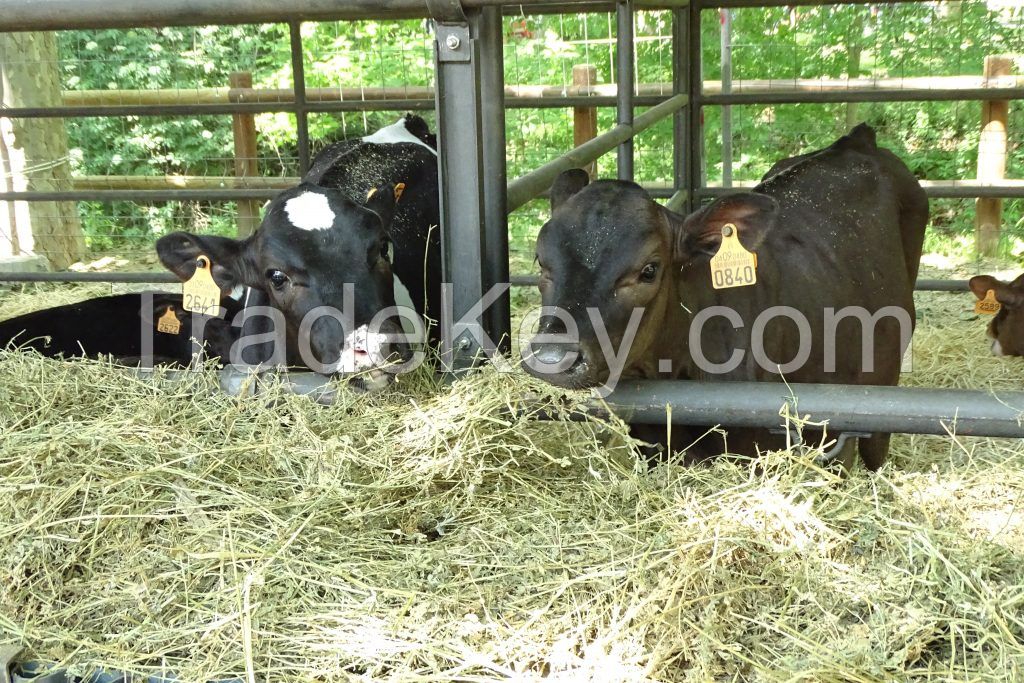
[970,274,1024,357]
[157,183,413,376]
[523,170,777,390]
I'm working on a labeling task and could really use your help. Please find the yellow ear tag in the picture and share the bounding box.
[394,182,406,203]
[975,289,1002,315]
[709,223,757,289]
[182,255,223,317]
[156,307,182,335]
[366,187,379,201]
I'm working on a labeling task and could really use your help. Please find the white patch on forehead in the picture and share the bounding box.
[228,284,246,301]
[284,192,336,231]
[362,118,437,156]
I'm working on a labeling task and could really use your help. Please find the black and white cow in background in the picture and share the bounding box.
[524,124,928,470]
[156,114,441,388]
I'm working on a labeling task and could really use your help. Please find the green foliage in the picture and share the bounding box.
[55,2,1024,258]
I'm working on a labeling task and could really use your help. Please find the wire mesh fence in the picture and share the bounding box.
[0,1,1021,271]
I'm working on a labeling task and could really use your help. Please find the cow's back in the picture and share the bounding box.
[680,124,926,388]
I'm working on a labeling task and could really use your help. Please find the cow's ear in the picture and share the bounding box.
[364,183,398,230]
[156,232,258,292]
[970,275,1024,307]
[672,192,778,264]
[550,169,590,212]
[138,298,183,330]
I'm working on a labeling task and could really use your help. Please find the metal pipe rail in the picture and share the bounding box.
[0,0,690,30]
[200,368,1024,439]
[598,380,1024,438]
[701,87,1024,106]
[0,271,973,293]
[506,93,688,211]
[699,180,1024,200]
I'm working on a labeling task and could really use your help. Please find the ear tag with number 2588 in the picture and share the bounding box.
[709,223,757,289]
[182,255,222,317]
[975,289,1001,315]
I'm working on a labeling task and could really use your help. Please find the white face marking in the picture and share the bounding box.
[392,273,425,342]
[362,118,437,156]
[992,339,1004,356]
[284,192,336,231]
[228,284,246,301]
[338,324,388,373]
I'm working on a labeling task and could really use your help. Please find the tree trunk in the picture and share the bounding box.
[0,31,85,270]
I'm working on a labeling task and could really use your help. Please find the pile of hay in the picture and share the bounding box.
[1,284,1023,681]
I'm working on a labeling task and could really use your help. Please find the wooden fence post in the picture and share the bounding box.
[572,64,598,179]
[974,55,1012,257]
[229,71,260,237]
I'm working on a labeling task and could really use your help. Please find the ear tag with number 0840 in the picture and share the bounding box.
[182,255,222,317]
[975,289,1001,315]
[709,223,757,289]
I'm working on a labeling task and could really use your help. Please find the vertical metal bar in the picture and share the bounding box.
[475,6,511,354]
[289,21,311,175]
[671,6,686,203]
[616,0,634,180]
[434,15,495,372]
[719,8,732,187]
[686,0,703,212]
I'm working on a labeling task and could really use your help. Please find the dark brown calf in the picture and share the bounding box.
[970,273,1024,357]
[524,124,928,470]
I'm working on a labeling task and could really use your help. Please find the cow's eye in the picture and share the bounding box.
[639,263,659,283]
[267,270,289,290]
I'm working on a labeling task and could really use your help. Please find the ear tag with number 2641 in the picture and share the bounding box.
[182,255,222,317]
[710,223,757,289]
[975,289,1001,315]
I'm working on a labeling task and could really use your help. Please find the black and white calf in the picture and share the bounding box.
[0,292,242,366]
[157,114,441,386]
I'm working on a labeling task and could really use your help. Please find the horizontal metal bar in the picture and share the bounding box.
[0,270,973,291]
[699,183,1024,199]
[598,380,1024,438]
[917,184,1024,199]
[700,87,1024,106]
[1,95,676,120]
[915,279,970,292]
[5,182,1018,205]
[506,93,688,211]
[0,99,437,119]
[0,0,690,30]
[197,369,1024,438]
[0,189,279,202]
[503,275,970,291]
[0,271,179,283]
[700,0,935,7]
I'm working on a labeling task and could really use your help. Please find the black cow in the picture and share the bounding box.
[156,114,441,388]
[969,273,1024,357]
[0,292,241,366]
[525,124,928,470]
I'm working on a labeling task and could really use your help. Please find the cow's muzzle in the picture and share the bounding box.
[521,338,600,389]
